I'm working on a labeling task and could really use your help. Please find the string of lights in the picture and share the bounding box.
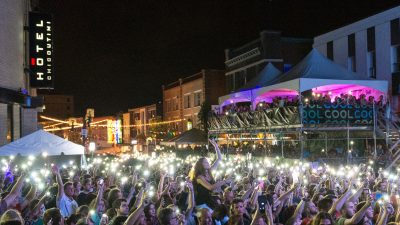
[44,126,82,132]
[40,115,82,125]
[43,122,65,128]
[41,115,185,132]
[91,118,185,128]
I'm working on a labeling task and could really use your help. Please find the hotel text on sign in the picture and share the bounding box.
[29,12,54,88]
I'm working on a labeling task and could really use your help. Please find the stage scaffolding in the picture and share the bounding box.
[208,105,398,162]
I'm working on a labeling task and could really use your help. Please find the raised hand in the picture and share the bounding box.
[51,165,59,175]
[265,201,272,215]
[186,181,193,191]
[209,138,218,147]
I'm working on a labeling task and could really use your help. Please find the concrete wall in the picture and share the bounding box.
[21,108,38,137]
[0,0,25,90]
[0,104,7,145]
[0,1,40,146]
[333,36,348,68]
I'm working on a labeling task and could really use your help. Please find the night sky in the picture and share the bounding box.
[37,0,400,117]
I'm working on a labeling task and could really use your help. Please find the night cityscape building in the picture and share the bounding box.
[128,103,161,139]
[224,30,312,93]
[313,5,400,111]
[162,69,225,132]
[40,94,74,119]
[0,0,43,146]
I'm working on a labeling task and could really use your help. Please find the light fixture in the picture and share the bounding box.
[89,142,96,152]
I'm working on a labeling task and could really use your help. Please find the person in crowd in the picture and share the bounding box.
[52,165,79,218]
[2,138,400,225]
[73,182,82,200]
[311,212,334,225]
[89,181,106,225]
[1,209,24,225]
[143,202,160,225]
[190,139,231,209]
[229,198,251,225]
[198,208,213,225]
[157,207,180,225]
[77,178,94,207]
[43,208,64,225]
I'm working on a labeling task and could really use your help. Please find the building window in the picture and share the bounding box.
[347,34,356,72]
[392,45,400,73]
[367,27,376,52]
[194,92,202,107]
[6,104,13,143]
[348,56,356,72]
[165,100,169,112]
[66,106,70,110]
[327,41,333,60]
[184,95,191,109]
[173,98,179,111]
[226,74,234,93]
[134,113,140,121]
[66,98,70,102]
[391,18,400,46]
[368,51,376,79]
[234,71,246,90]
[246,67,256,83]
[367,27,376,78]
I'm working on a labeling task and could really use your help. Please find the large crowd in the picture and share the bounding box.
[0,139,399,225]
[219,93,386,116]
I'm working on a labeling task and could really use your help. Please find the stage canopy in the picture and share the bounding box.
[219,49,388,107]
[219,63,281,106]
[0,129,84,156]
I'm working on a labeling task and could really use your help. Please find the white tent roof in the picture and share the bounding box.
[0,129,84,156]
[219,49,388,106]
[219,63,281,106]
[269,48,366,83]
[239,63,281,90]
[256,49,388,94]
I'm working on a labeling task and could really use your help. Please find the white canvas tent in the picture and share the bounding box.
[220,49,388,107]
[255,48,388,94]
[0,129,84,156]
[219,63,281,106]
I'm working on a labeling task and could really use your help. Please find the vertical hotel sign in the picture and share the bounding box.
[29,12,54,88]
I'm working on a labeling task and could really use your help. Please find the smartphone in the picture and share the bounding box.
[258,195,268,211]
[363,188,371,194]
[265,194,274,207]
[99,179,104,185]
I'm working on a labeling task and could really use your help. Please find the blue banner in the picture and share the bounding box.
[302,104,373,125]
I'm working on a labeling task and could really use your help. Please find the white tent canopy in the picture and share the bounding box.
[0,129,84,156]
[219,49,388,107]
[219,63,282,107]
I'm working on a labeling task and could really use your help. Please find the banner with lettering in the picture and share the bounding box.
[302,104,373,125]
[29,12,54,88]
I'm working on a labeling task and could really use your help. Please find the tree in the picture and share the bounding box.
[198,101,211,133]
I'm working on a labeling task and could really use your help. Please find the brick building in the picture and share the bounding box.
[162,69,225,133]
[225,30,312,93]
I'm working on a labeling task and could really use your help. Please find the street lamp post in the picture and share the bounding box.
[131,139,138,155]
[89,142,96,159]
